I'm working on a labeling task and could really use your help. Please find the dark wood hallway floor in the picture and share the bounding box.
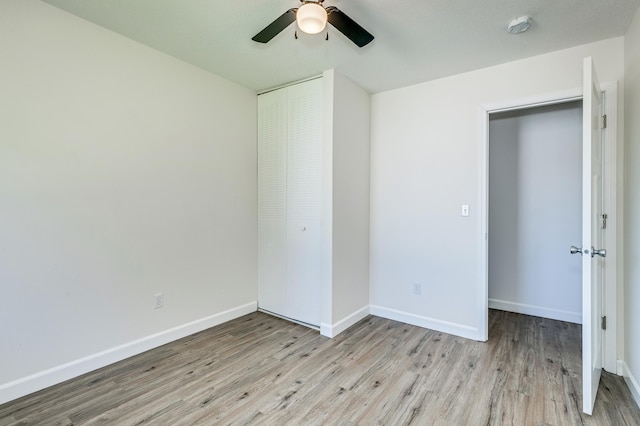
[1,310,639,425]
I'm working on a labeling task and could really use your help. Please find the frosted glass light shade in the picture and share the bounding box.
[296,3,327,34]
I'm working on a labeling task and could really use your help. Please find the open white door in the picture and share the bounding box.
[581,57,605,415]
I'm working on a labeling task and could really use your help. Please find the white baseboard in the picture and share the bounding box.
[0,302,257,405]
[621,360,640,410]
[257,309,320,331]
[489,298,582,324]
[320,305,370,338]
[369,305,481,341]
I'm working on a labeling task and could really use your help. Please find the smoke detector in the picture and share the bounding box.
[507,16,532,34]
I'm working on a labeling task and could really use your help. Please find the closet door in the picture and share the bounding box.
[258,78,322,327]
[257,88,287,317]
[285,79,322,326]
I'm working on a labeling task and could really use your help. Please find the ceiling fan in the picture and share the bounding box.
[252,0,374,48]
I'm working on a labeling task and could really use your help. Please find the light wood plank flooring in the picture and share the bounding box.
[1,310,639,425]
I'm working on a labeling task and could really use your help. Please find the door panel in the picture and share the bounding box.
[582,56,604,415]
[258,88,288,316]
[258,218,287,315]
[285,79,322,327]
[286,220,322,326]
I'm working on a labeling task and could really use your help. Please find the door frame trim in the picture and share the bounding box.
[477,83,619,374]
[601,81,619,375]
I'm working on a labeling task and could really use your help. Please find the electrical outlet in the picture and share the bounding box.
[153,293,164,310]
[413,282,422,295]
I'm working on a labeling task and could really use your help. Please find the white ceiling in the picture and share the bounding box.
[42,0,640,93]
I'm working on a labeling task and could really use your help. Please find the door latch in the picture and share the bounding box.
[602,213,608,229]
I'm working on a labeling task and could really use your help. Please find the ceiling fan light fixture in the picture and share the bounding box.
[296,2,327,34]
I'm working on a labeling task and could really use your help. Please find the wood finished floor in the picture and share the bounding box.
[2,310,639,425]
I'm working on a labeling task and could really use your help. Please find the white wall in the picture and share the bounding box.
[623,6,640,407]
[320,70,371,337]
[370,37,624,340]
[0,0,257,403]
[488,103,583,323]
[330,71,371,328]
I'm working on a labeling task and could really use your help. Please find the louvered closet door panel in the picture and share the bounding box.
[285,79,322,326]
[257,89,287,316]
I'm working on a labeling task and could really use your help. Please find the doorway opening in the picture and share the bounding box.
[488,100,583,324]
[478,78,619,414]
[478,83,618,359]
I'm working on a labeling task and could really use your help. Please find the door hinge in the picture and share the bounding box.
[602,213,608,230]
[602,114,607,129]
[601,316,607,330]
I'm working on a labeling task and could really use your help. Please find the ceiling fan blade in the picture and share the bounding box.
[252,8,297,43]
[326,6,374,47]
